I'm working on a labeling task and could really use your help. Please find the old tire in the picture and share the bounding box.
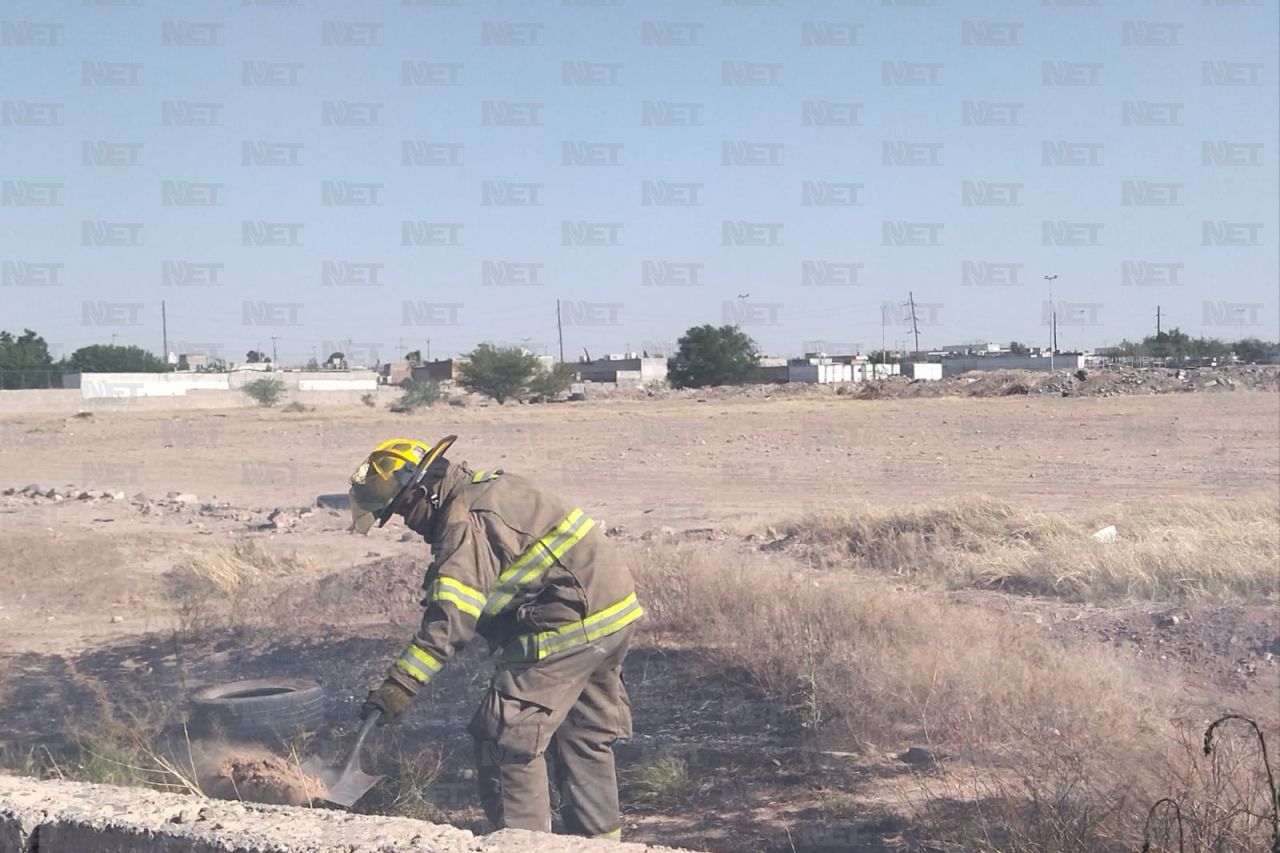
[188,678,326,741]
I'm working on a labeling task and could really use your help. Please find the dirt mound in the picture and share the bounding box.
[265,556,424,628]
[201,745,325,806]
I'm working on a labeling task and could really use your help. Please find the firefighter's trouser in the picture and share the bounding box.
[468,623,635,838]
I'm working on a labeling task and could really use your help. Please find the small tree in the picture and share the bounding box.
[242,377,286,407]
[668,325,760,389]
[867,350,901,364]
[1008,340,1030,355]
[528,363,577,400]
[1233,338,1276,364]
[0,329,57,389]
[397,376,443,411]
[457,344,542,404]
[64,344,165,373]
[246,350,268,364]
[404,349,422,365]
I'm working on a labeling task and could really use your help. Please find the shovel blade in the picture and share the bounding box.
[300,756,383,808]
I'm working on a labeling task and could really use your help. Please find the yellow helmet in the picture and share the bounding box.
[348,435,456,534]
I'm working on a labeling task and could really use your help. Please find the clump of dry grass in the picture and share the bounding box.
[623,755,692,805]
[778,496,1279,602]
[161,537,313,637]
[164,537,311,597]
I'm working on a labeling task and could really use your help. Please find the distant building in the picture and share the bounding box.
[380,360,413,385]
[414,358,467,382]
[177,353,208,372]
[784,355,912,383]
[939,341,1007,356]
[578,356,668,386]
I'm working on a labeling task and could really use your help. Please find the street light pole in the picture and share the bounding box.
[1043,274,1058,370]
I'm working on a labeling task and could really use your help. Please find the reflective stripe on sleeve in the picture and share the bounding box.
[426,576,485,619]
[394,643,443,684]
[482,508,595,617]
[471,469,503,483]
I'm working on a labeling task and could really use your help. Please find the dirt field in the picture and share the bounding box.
[0,385,1276,851]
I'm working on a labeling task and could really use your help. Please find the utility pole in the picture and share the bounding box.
[271,336,278,365]
[426,339,431,361]
[1156,305,1162,337]
[907,291,920,356]
[880,304,886,366]
[161,300,169,368]
[1043,274,1058,370]
[556,299,565,363]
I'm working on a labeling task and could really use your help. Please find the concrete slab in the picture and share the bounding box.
[0,775,684,853]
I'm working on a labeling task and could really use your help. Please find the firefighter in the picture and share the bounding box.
[347,436,641,839]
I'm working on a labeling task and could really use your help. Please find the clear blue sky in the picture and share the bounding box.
[3,0,1277,364]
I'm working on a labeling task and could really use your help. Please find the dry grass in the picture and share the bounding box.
[42,675,206,796]
[630,542,1275,851]
[622,755,693,805]
[161,537,313,636]
[164,537,311,598]
[633,542,1158,749]
[777,496,1280,602]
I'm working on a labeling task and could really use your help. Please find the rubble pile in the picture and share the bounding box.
[584,364,1280,402]
[0,485,347,535]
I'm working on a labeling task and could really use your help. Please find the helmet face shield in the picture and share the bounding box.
[347,435,457,534]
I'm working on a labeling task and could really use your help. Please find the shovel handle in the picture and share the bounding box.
[343,708,381,775]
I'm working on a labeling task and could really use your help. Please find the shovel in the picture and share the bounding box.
[301,708,383,807]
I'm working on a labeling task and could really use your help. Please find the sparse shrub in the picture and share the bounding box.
[527,363,576,400]
[355,729,450,821]
[281,401,309,413]
[623,755,691,804]
[242,377,285,407]
[397,377,443,412]
[360,392,376,408]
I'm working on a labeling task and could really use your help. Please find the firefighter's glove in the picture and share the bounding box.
[361,678,414,724]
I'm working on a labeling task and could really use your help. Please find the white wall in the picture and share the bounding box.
[67,371,378,399]
[789,363,854,383]
[904,363,943,381]
[68,373,230,399]
[941,354,1084,377]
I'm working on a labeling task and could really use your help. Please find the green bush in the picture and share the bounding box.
[242,377,286,407]
[457,344,542,404]
[528,363,577,400]
[397,377,443,411]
